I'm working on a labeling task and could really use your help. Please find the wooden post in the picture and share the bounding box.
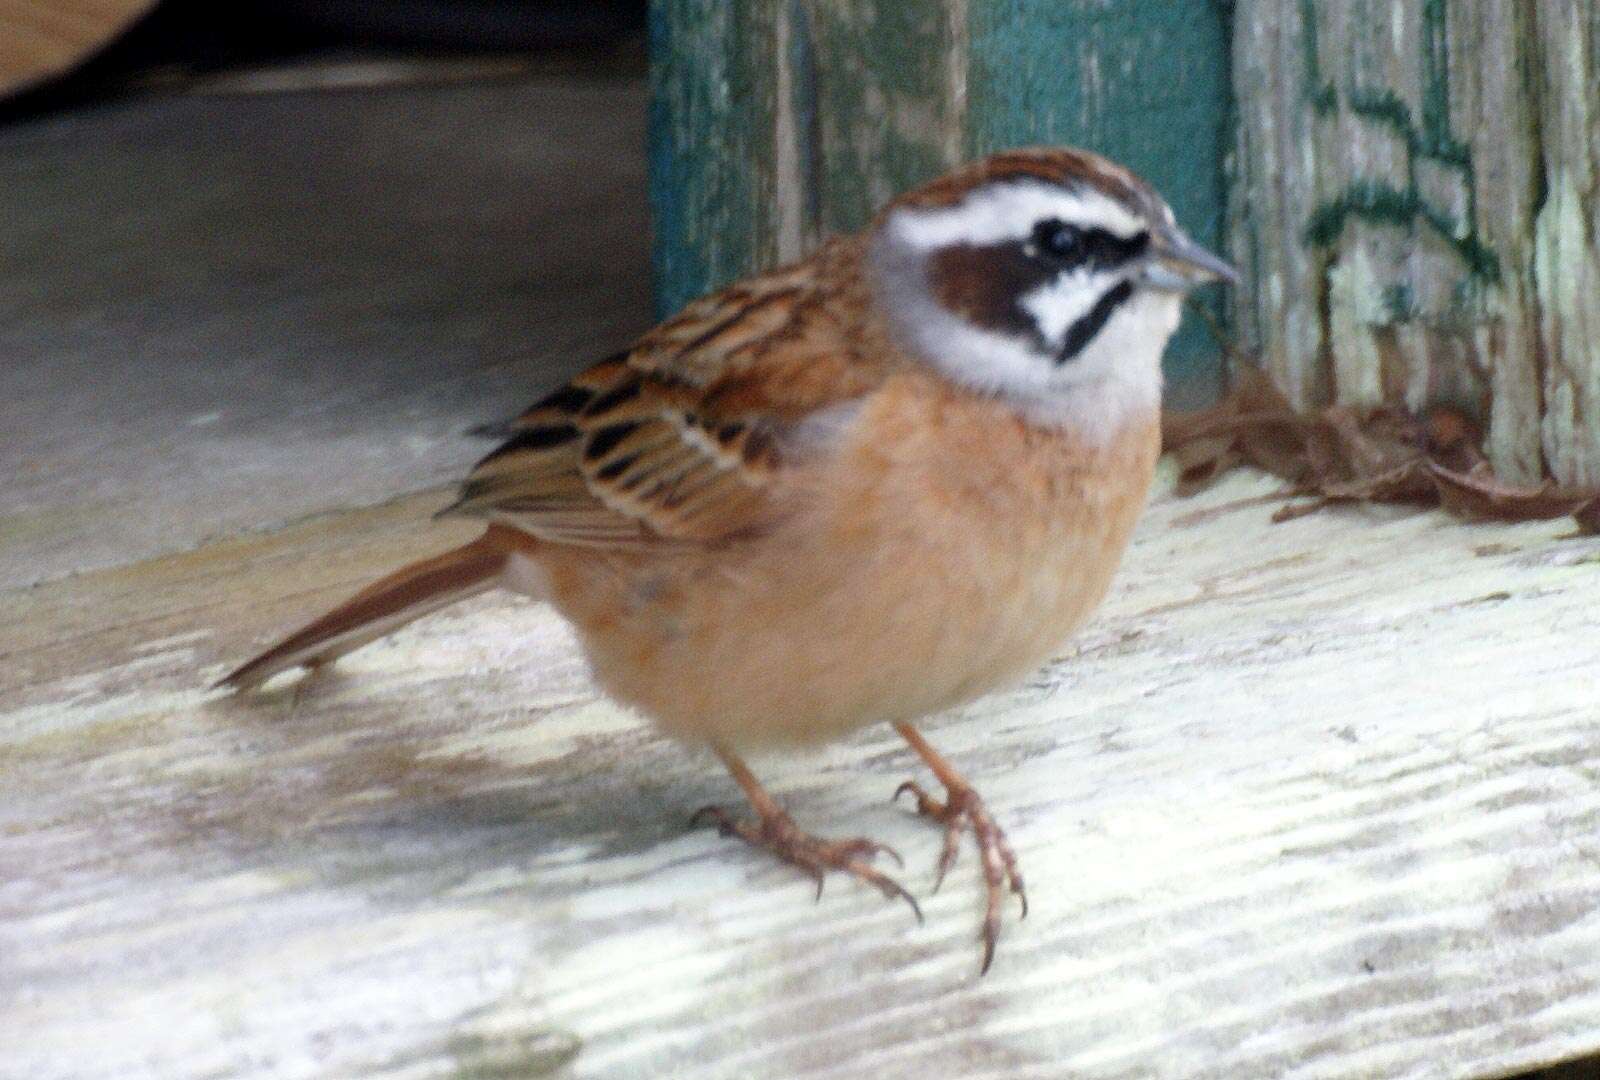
[1231,0,1600,485]
[647,0,1233,396]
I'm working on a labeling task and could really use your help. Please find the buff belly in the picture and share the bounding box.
[539,390,1159,748]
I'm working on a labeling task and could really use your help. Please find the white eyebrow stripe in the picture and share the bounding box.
[887,180,1146,250]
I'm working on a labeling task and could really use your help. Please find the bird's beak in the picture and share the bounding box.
[1139,230,1240,291]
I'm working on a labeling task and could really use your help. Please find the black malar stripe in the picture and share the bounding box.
[1056,280,1135,364]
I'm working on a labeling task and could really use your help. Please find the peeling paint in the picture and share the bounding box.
[1234,0,1599,485]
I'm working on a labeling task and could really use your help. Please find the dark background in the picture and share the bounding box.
[4,0,646,116]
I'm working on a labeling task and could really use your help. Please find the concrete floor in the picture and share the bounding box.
[0,73,653,589]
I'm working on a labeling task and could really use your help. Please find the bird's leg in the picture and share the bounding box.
[692,744,921,922]
[892,722,1026,974]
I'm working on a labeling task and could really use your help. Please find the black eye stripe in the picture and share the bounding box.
[1033,220,1085,260]
[1031,219,1149,269]
[1094,228,1150,265]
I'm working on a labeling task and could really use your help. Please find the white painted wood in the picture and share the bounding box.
[5,468,1600,1078]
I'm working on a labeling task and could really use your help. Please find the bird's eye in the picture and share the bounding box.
[1031,219,1087,264]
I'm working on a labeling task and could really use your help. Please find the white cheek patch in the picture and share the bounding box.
[1016,290,1175,444]
[1018,272,1101,348]
[869,194,1182,447]
[889,181,1145,251]
[880,257,1178,445]
[914,293,1173,446]
[896,299,1056,398]
[871,228,1056,399]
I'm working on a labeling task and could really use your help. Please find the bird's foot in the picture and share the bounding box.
[894,778,1027,974]
[690,804,922,923]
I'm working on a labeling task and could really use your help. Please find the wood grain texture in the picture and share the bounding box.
[1230,0,1600,486]
[646,0,1231,393]
[1532,0,1600,488]
[6,470,1600,1079]
[0,0,155,96]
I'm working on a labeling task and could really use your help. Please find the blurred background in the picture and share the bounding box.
[0,1,654,589]
[7,2,1600,591]
[5,0,1598,617]
[0,1,645,104]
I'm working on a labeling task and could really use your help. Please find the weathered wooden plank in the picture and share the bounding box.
[647,0,1232,395]
[1533,1,1600,486]
[6,471,1600,1078]
[802,1,963,240]
[647,0,964,309]
[1230,0,1600,485]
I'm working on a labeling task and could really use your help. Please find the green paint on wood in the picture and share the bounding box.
[648,0,776,317]
[1382,282,1416,322]
[1345,86,1417,136]
[803,2,962,236]
[1305,181,1498,283]
[1299,0,1338,114]
[1298,0,1499,288]
[966,0,1233,384]
[1419,0,1471,165]
[649,0,962,319]
[648,0,1234,388]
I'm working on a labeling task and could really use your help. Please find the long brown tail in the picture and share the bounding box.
[216,531,510,692]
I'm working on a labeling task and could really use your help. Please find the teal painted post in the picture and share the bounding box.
[648,0,1234,397]
[647,1,772,322]
[966,1,1234,393]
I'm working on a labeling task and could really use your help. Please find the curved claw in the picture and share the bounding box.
[874,874,924,924]
[895,772,1025,974]
[822,846,921,923]
[931,822,963,893]
[893,780,944,819]
[835,836,905,870]
[979,930,1000,976]
[693,803,921,924]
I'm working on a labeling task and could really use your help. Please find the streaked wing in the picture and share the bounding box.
[445,242,885,549]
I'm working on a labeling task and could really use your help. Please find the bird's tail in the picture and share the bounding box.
[216,530,512,692]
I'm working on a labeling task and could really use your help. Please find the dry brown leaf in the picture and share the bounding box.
[1574,499,1600,536]
[1162,364,1600,536]
[1160,367,1311,492]
[1427,464,1599,523]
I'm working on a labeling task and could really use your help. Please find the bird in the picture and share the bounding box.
[217,146,1238,973]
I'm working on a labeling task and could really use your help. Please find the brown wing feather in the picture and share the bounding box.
[443,238,891,549]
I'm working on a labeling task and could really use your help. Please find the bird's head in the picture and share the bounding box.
[868,147,1237,437]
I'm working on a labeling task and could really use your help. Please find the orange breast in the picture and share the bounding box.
[539,374,1160,747]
